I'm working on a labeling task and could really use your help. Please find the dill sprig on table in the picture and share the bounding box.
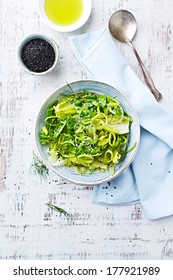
[30,151,49,181]
[47,203,70,218]
[30,153,70,218]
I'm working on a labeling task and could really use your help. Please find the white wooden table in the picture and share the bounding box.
[1,0,173,260]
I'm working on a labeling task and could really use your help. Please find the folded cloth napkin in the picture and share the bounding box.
[69,28,173,219]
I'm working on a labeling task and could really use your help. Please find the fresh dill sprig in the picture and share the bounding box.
[30,151,49,181]
[65,81,74,93]
[47,203,70,218]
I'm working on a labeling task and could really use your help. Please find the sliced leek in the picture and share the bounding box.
[39,90,133,174]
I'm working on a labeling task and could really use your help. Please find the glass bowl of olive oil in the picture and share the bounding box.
[38,0,92,32]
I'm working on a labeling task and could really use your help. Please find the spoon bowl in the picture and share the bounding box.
[109,10,137,43]
[108,9,162,102]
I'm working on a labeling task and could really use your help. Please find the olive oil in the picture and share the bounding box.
[45,0,84,26]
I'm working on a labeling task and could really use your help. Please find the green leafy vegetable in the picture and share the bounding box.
[47,203,70,217]
[39,90,133,174]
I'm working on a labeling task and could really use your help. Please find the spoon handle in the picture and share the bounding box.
[128,42,162,102]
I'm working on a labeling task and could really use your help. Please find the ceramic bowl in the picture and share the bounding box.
[35,80,140,185]
[17,34,59,75]
[38,0,92,32]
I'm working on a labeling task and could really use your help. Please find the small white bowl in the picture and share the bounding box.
[17,34,59,75]
[38,0,92,32]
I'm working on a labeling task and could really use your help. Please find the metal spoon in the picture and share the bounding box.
[108,9,162,101]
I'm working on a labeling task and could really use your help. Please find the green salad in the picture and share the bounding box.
[39,90,133,174]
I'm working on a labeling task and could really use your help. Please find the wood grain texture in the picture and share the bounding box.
[1,0,173,260]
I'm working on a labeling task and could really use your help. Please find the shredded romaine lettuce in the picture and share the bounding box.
[39,90,133,174]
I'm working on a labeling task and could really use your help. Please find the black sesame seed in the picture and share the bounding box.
[21,38,55,73]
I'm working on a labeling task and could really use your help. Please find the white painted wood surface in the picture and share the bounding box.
[1,0,173,260]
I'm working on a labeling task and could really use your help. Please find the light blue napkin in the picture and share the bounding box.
[69,28,173,219]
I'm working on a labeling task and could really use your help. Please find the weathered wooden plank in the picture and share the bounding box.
[0,0,173,260]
